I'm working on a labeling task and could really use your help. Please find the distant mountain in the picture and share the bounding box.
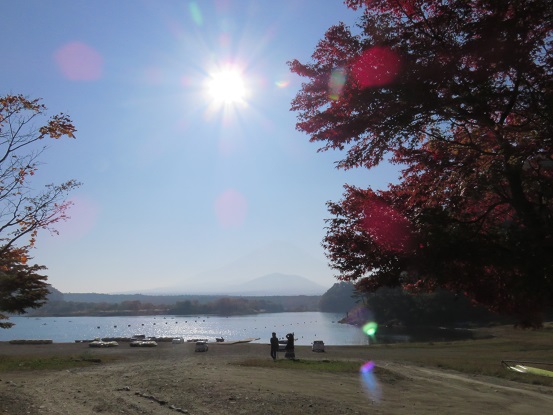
[146,240,335,295]
[59,273,326,301]
[223,273,328,296]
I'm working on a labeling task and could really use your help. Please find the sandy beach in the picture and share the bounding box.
[1,329,553,415]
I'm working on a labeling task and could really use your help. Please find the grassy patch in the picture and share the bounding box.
[233,358,405,385]
[235,325,553,387]
[363,329,553,386]
[0,352,116,372]
[429,358,553,386]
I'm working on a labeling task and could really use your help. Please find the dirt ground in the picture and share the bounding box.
[1,339,553,415]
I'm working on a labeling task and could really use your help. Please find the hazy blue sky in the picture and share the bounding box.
[2,0,398,293]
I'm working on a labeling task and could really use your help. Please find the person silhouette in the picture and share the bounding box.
[284,332,295,359]
[270,332,279,361]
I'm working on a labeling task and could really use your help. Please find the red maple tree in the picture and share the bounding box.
[290,1,553,324]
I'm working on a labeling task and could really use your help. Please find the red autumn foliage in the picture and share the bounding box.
[290,0,553,324]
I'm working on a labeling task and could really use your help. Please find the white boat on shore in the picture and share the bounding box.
[89,339,118,348]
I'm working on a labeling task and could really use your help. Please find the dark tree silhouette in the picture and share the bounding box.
[0,247,49,328]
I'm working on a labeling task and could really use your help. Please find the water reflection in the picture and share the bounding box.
[1,312,369,345]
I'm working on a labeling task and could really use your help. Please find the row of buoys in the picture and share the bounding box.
[93,319,211,329]
[94,320,205,328]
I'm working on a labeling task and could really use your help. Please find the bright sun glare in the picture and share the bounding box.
[207,68,247,105]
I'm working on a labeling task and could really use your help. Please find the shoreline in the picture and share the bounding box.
[0,312,367,346]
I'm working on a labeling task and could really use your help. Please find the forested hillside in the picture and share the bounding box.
[25,287,321,317]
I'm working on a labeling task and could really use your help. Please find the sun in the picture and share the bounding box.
[206,67,248,105]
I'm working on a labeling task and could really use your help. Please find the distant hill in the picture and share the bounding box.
[59,293,225,305]
[37,287,323,315]
[46,285,64,302]
[319,282,359,312]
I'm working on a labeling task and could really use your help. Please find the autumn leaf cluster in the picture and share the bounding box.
[0,95,81,327]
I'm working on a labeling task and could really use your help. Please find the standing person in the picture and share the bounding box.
[270,332,279,361]
[285,332,295,360]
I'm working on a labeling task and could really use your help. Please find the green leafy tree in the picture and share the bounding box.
[0,95,80,328]
[289,1,552,325]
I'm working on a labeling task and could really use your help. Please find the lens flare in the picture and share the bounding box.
[50,195,100,242]
[351,46,401,89]
[214,188,248,228]
[359,360,381,401]
[360,360,375,374]
[54,41,103,81]
[343,305,374,325]
[363,321,378,337]
[189,2,203,26]
[328,67,346,100]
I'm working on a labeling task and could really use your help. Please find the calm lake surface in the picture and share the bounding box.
[0,312,371,345]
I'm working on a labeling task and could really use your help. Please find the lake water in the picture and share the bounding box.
[0,312,371,346]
